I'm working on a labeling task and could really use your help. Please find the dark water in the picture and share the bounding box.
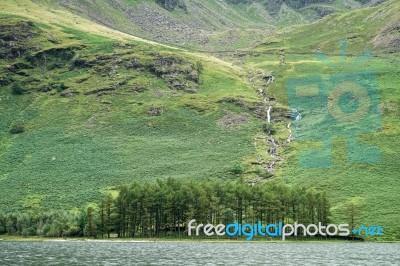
[0,241,399,265]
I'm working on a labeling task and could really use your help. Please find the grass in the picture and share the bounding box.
[252,0,400,55]
[242,0,400,240]
[25,0,370,51]
[0,0,173,47]
[0,0,399,241]
[254,55,400,238]
[0,10,263,214]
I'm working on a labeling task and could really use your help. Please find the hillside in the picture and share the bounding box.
[243,0,400,239]
[30,0,378,50]
[0,2,271,212]
[0,0,399,240]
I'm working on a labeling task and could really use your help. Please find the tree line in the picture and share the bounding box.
[0,178,331,238]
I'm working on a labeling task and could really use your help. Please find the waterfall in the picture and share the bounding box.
[267,106,272,123]
[287,122,292,143]
[291,108,302,139]
[292,108,302,121]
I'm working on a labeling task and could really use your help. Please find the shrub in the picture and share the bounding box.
[262,122,276,135]
[255,166,271,178]
[231,162,245,175]
[11,82,24,95]
[10,124,25,134]
[57,82,68,92]
[196,61,204,73]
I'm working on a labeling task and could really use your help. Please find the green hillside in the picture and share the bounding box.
[0,3,266,212]
[0,0,399,240]
[245,0,400,240]
[30,0,374,50]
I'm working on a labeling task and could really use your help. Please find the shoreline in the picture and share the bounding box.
[1,236,398,244]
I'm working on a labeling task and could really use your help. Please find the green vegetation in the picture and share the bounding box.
[0,0,398,241]
[56,82,68,92]
[0,178,332,240]
[30,0,372,50]
[0,14,263,214]
[244,0,400,240]
[9,124,25,135]
[262,122,277,135]
[11,82,24,95]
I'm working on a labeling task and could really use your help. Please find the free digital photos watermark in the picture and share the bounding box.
[187,219,384,241]
[286,40,381,168]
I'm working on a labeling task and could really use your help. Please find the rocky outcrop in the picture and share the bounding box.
[0,18,41,59]
[73,52,201,94]
[373,20,400,51]
[217,110,250,128]
[151,55,200,93]
[155,0,186,11]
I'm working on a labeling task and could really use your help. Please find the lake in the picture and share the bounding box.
[0,241,399,265]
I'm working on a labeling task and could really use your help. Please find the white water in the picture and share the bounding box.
[267,106,272,124]
[291,108,302,140]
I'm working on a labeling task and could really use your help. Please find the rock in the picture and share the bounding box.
[60,90,80,97]
[133,86,147,93]
[147,106,164,116]
[84,87,115,95]
[47,35,61,44]
[217,110,250,128]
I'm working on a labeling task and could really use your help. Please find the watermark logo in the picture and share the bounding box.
[187,219,384,240]
[351,225,384,237]
[286,40,381,168]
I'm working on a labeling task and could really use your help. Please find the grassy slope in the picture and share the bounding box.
[30,0,367,50]
[0,2,263,212]
[0,0,398,240]
[246,0,400,239]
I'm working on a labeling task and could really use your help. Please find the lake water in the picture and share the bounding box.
[0,241,399,265]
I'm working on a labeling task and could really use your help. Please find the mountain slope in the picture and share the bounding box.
[0,2,268,212]
[244,0,400,239]
[29,0,378,50]
[0,0,398,240]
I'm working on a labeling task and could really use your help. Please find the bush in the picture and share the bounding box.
[10,124,25,134]
[57,82,68,92]
[11,82,24,95]
[262,122,276,135]
[231,162,245,175]
[255,166,271,178]
[196,61,204,73]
